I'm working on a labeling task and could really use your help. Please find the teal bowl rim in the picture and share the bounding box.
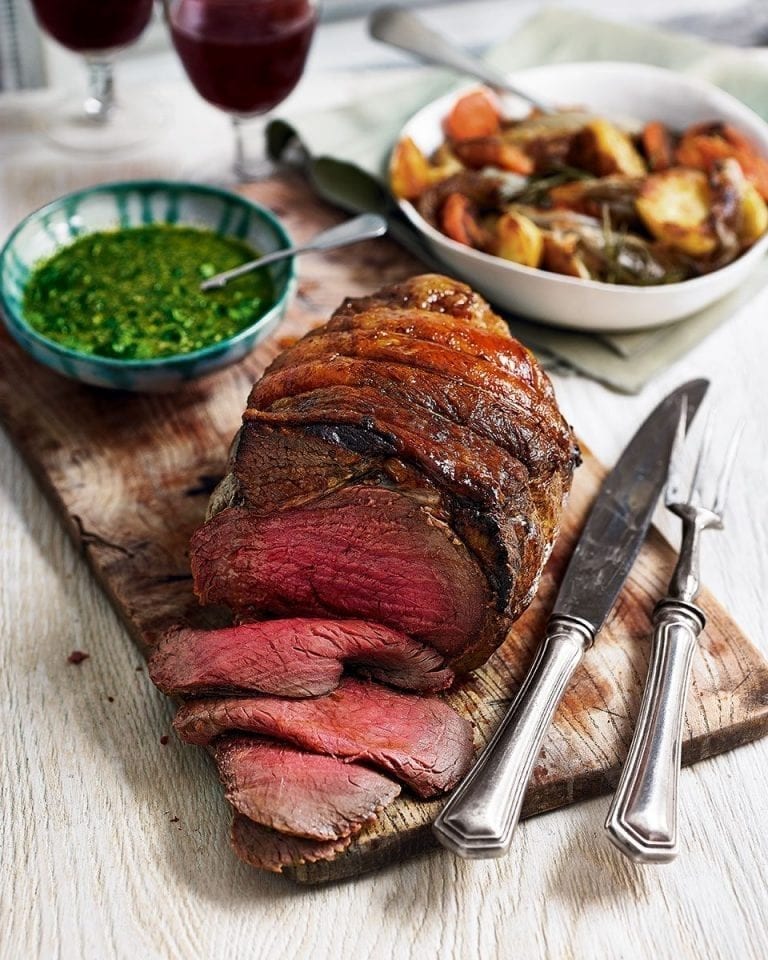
[0,179,296,371]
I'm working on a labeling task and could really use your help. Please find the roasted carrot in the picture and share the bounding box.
[452,137,534,175]
[443,90,502,142]
[440,192,490,248]
[676,126,768,200]
[641,121,674,171]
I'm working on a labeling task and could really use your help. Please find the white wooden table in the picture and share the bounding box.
[2,2,767,957]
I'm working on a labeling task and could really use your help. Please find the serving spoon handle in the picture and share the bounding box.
[368,5,553,114]
[201,213,388,291]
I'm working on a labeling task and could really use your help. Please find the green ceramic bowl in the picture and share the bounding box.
[0,180,295,391]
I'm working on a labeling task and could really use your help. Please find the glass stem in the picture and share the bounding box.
[232,116,272,182]
[84,57,115,125]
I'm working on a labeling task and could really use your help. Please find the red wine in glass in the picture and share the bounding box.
[28,0,160,152]
[29,0,154,53]
[166,0,318,179]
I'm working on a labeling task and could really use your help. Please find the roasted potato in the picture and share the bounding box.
[740,179,768,245]
[571,119,647,177]
[635,168,717,256]
[493,210,544,267]
[390,137,435,201]
[541,232,592,279]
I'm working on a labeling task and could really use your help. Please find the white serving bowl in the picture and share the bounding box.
[397,62,768,332]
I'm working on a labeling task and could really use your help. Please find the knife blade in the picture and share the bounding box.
[432,379,709,859]
[552,378,709,630]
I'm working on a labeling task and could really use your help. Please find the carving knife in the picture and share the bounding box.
[432,379,709,859]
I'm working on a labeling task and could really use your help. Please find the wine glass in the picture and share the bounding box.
[28,0,163,152]
[164,0,319,181]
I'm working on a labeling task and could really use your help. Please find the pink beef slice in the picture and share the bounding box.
[174,678,474,798]
[148,617,453,698]
[215,738,401,841]
[231,815,353,874]
[189,485,498,661]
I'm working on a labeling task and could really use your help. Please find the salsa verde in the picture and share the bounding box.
[23,224,274,360]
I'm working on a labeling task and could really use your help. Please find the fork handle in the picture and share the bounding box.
[605,599,705,863]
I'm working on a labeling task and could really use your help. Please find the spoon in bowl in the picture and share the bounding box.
[368,5,554,114]
[201,213,388,291]
[369,6,644,132]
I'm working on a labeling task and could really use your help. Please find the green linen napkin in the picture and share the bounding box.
[267,9,768,393]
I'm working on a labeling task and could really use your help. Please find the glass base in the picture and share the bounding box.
[41,92,167,154]
[234,154,275,183]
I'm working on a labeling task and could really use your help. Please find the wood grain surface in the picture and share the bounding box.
[1,173,766,887]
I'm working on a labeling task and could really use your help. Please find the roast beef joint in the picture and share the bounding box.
[147,273,578,873]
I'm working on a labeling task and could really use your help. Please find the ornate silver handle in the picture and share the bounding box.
[433,616,592,858]
[605,599,705,863]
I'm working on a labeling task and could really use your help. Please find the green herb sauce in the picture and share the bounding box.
[22,224,274,360]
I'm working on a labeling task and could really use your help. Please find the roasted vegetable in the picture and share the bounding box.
[453,137,534,175]
[390,137,466,201]
[389,92,768,286]
[570,119,647,177]
[549,175,643,227]
[440,192,493,249]
[444,89,502,142]
[538,215,687,285]
[390,137,436,201]
[635,168,717,256]
[541,232,592,279]
[416,172,503,230]
[429,142,464,177]
[740,179,768,245]
[641,121,675,172]
[501,111,589,173]
[676,122,768,200]
[493,210,544,266]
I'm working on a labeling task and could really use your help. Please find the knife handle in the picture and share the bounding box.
[432,616,592,859]
[605,599,705,863]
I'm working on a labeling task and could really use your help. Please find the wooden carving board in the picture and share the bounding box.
[1,173,767,885]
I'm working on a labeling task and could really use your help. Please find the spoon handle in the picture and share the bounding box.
[368,5,551,113]
[201,213,387,291]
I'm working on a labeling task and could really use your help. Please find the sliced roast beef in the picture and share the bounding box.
[231,815,353,874]
[215,738,401,840]
[174,678,474,798]
[148,618,453,698]
[190,488,502,661]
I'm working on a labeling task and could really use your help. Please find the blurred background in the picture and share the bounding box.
[2,0,768,95]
